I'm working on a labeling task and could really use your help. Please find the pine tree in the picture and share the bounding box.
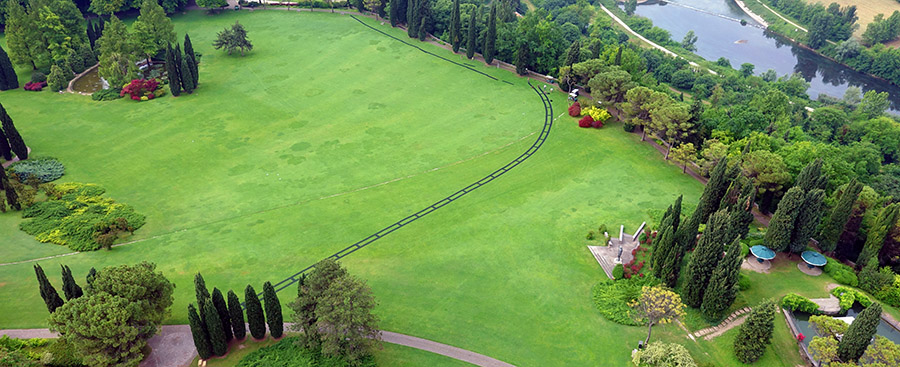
[790,189,825,254]
[245,285,266,340]
[227,290,246,340]
[211,288,233,342]
[203,298,227,356]
[60,265,83,301]
[194,273,210,308]
[838,303,883,361]
[764,186,805,252]
[696,157,733,223]
[683,209,732,307]
[0,126,12,161]
[700,237,742,321]
[188,304,212,360]
[733,299,777,363]
[181,55,195,94]
[165,44,181,97]
[34,264,64,313]
[819,180,864,253]
[389,0,400,26]
[184,34,198,86]
[858,204,900,268]
[564,39,581,67]
[0,45,19,90]
[466,7,477,59]
[263,281,283,339]
[406,0,418,38]
[483,2,497,64]
[0,103,28,160]
[450,0,461,52]
[515,41,531,75]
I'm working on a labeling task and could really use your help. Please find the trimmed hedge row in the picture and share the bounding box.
[781,293,820,314]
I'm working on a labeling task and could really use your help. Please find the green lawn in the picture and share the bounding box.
[0,9,818,366]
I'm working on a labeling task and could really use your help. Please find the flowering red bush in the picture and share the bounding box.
[120,79,161,101]
[578,115,594,128]
[24,81,47,91]
[568,103,581,117]
[797,333,805,342]
[591,119,604,128]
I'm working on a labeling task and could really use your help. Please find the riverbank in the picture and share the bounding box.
[732,0,767,27]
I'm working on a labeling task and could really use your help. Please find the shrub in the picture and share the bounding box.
[578,115,594,128]
[586,231,595,240]
[591,277,659,326]
[24,81,47,91]
[613,264,624,279]
[120,79,160,100]
[738,273,751,291]
[236,336,374,367]
[8,157,65,183]
[632,342,697,367]
[44,338,84,367]
[568,103,581,117]
[823,259,859,287]
[830,286,872,312]
[19,182,145,251]
[91,88,122,101]
[781,293,820,314]
[30,71,47,83]
[623,122,635,132]
[739,242,750,259]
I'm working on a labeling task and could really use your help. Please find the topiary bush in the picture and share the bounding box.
[19,182,145,251]
[8,157,65,183]
[823,258,859,287]
[781,293,820,314]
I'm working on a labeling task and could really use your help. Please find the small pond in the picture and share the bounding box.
[790,306,900,350]
[70,68,106,94]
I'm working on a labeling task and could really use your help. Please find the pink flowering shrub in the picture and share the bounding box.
[24,81,47,91]
[120,79,161,101]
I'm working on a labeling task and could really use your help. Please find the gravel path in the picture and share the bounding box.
[1,325,516,367]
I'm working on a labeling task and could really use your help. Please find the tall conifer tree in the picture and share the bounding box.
[60,265,83,301]
[263,281,283,339]
[696,157,733,223]
[0,103,28,160]
[483,2,497,64]
[764,186,804,252]
[700,237,742,320]
[564,39,581,67]
[188,304,212,360]
[406,0,418,38]
[795,158,827,192]
[790,189,825,254]
[858,204,900,267]
[838,303,882,361]
[181,55,195,94]
[733,299,777,363]
[450,0,461,53]
[819,180,864,253]
[184,34,198,86]
[34,264,64,313]
[211,288,233,342]
[683,210,732,307]
[227,290,246,340]
[466,7,477,59]
[389,0,400,26]
[194,273,210,309]
[203,299,227,356]
[245,285,266,340]
[0,167,19,210]
[164,44,181,97]
[515,41,531,75]
[0,45,19,90]
[0,126,12,161]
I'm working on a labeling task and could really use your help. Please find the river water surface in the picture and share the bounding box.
[629,0,900,113]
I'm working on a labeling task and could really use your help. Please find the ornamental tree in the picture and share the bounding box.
[132,0,175,66]
[700,237,742,321]
[188,304,211,360]
[683,209,732,307]
[465,7,476,59]
[263,281,283,339]
[482,2,497,64]
[213,21,253,57]
[291,258,348,349]
[449,0,460,52]
[50,292,146,367]
[629,285,686,345]
[315,273,381,364]
[733,299,777,363]
[245,285,266,340]
[202,298,227,356]
[211,288,233,342]
[34,264,64,313]
[0,103,28,160]
[764,186,804,252]
[820,180,864,253]
[839,303,883,361]
[227,290,246,340]
[60,265,83,301]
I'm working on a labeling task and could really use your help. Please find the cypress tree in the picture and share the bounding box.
[181,56,195,94]
[795,158,827,192]
[188,304,212,360]
[211,288,233,342]
[651,224,675,280]
[670,195,682,232]
[34,264,64,313]
[724,181,756,242]
[86,22,96,49]
[185,53,198,90]
[227,290,246,340]
[194,273,210,309]
[614,46,623,66]
[700,237,742,321]
[165,44,181,97]
[733,299,777,363]
[263,281,283,339]
[184,34,198,86]
[450,0,461,52]
[819,180,864,253]
[483,2,497,64]
[697,157,733,223]
[564,39,581,67]
[0,167,19,211]
[838,303,883,361]
[203,299,227,356]
[466,7,477,59]
[790,189,825,254]
[85,267,97,293]
[406,0,418,38]
[858,203,900,267]
[389,0,400,26]
[515,41,531,75]
[417,6,428,41]
[0,103,28,160]
[245,285,266,340]
[675,209,701,253]
[0,45,18,90]
[683,209,732,307]
[763,186,805,252]
[0,126,12,161]
[60,265,83,301]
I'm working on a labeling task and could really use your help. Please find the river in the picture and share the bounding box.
[629,0,900,113]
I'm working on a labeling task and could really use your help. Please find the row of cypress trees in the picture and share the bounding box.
[391,0,498,66]
[763,159,828,254]
[188,274,282,360]
[165,34,200,97]
[0,46,20,91]
[33,264,92,314]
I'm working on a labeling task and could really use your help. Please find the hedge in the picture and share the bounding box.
[823,258,858,287]
[236,337,374,367]
[781,293,820,314]
[830,286,872,312]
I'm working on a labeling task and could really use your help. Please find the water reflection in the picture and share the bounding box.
[631,1,900,112]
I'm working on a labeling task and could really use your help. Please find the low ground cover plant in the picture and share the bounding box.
[8,157,65,183]
[91,88,123,101]
[592,276,659,326]
[19,182,145,251]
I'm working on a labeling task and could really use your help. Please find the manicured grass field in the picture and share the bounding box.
[0,9,815,366]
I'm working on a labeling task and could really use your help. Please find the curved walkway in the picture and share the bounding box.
[0,326,516,367]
